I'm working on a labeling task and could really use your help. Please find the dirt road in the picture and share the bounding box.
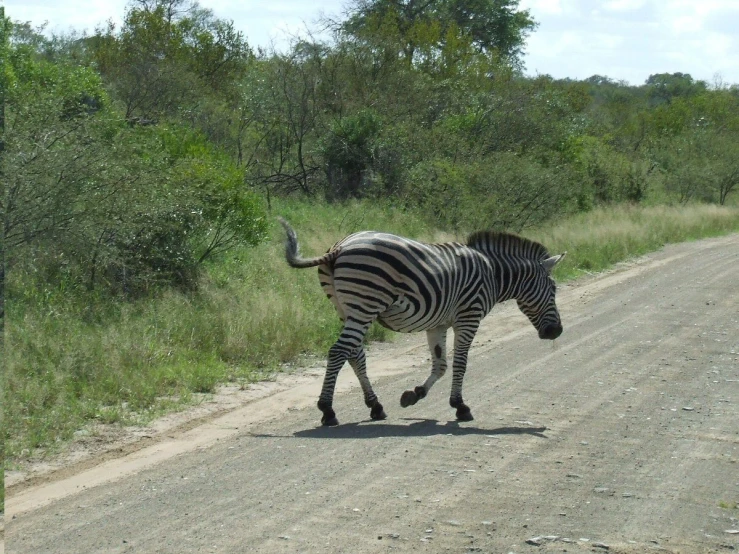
[5,234,739,554]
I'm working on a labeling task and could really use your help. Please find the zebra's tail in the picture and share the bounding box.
[278,217,341,269]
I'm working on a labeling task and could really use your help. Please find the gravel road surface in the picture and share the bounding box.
[5,234,739,554]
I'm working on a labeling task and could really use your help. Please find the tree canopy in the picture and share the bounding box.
[338,0,536,68]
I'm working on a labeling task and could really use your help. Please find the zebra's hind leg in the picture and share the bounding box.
[401,327,448,408]
[348,348,386,421]
[318,318,373,426]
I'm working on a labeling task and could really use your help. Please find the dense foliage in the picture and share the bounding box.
[3,0,739,297]
[3,7,267,296]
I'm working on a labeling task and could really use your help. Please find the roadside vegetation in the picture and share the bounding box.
[2,0,739,476]
[5,201,738,466]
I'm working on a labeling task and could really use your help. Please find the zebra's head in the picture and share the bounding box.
[516,253,566,340]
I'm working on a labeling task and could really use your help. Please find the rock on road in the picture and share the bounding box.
[5,234,739,554]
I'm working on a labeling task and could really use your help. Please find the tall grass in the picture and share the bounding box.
[4,200,430,462]
[527,204,739,280]
[5,201,739,463]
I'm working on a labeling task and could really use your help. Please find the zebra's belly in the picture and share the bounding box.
[377,297,448,333]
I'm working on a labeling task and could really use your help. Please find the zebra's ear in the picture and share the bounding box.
[541,252,566,273]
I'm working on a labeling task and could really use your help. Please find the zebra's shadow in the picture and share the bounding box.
[288,418,548,439]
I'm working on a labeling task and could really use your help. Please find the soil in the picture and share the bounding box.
[4,234,739,554]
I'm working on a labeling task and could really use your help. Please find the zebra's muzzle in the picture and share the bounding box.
[539,323,563,340]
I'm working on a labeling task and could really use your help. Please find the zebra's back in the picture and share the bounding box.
[321,231,494,333]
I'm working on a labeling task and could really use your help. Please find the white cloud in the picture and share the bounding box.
[704,33,733,58]
[602,0,647,11]
[3,0,128,34]
[519,0,564,16]
[521,0,739,84]
[654,0,739,35]
[669,15,699,34]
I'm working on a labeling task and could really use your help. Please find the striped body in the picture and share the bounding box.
[279,219,565,426]
[320,232,494,333]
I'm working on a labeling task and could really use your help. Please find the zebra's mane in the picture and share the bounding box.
[466,230,550,261]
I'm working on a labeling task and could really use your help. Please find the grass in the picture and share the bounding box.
[4,199,430,464]
[526,204,739,281]
[5,200,739,466]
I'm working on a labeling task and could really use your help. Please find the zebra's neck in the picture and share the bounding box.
[465,231,549,306]
[489,255,533,304]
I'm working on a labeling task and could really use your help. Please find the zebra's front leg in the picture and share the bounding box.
[348,348,386,421]
[400,327,448,408]
[448,320,480,422]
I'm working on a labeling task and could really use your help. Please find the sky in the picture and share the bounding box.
[2,0,738,86]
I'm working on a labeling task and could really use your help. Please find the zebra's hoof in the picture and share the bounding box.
[456,406,474,422]
[371,409,387,421]
[370,403,387,420]
[400,390,418,408]
[321,416,340,426]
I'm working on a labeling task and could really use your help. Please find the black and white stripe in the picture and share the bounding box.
[280,218,565,426]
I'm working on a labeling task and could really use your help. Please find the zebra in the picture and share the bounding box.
[279,218,565,427]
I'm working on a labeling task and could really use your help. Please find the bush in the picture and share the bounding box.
[572,136,652,204]
[5,71,268,296]
[404,153,580,232]
[321,109,382,200]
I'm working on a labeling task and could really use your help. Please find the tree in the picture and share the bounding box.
[91,0,252,123]
[443,0,537,64]
[698,130,739,205]
[3,23,267,294]
[645,72,707,106]
[1,8,10,350]
[321,109,382,199]
[338,0,536,69]
[241,45,324,199]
